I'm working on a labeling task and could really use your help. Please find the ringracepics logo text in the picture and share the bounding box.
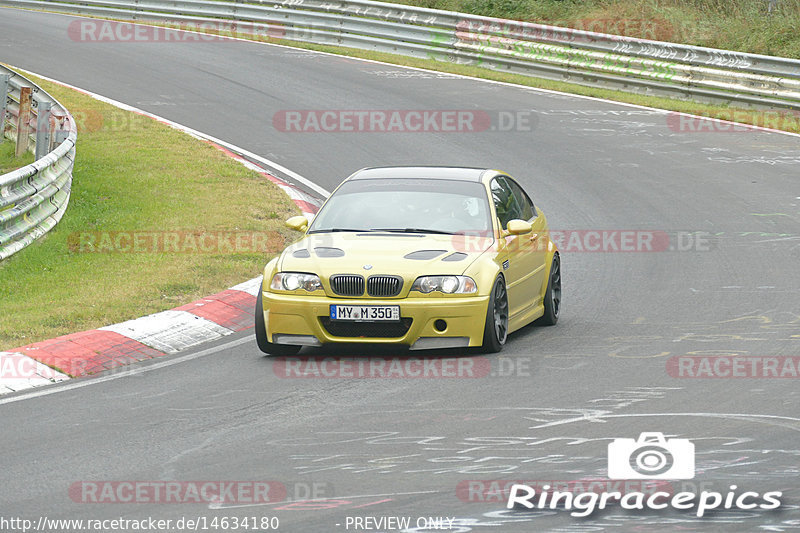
[506,432,782,517]
[507,483,781,517]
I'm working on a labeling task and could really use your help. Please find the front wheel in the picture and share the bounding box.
[481,276,509,353]
[536,253,561,326]
[255,283,302,356]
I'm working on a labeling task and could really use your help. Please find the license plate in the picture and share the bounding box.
[330,305,400,321]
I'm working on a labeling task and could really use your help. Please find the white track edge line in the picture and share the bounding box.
[0,336,253,405]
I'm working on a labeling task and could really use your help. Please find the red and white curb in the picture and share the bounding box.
[1,280,262,393]
[0,69,325,396]
[0,353,70,394]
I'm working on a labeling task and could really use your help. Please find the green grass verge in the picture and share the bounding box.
[0,139,35,174]
[0,71,298,349]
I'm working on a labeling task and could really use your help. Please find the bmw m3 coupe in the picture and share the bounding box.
[255,166,560,354]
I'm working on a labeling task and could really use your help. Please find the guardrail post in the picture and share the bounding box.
[35,101,52,160]
[0,74,9,144]
[53,116,70,146]
[15,86,33,158]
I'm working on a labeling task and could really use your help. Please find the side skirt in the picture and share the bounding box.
[509,303,545,333]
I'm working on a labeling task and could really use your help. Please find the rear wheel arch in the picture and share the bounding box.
[536,252,561,326]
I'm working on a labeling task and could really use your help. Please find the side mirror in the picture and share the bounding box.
[285,215,309,232]
[506,219,533,235]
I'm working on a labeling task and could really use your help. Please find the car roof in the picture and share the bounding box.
[348,166,491,182]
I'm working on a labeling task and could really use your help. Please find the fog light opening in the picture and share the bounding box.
[434,319,447,332]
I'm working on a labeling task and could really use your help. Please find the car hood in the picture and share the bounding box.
[278,232,494,277]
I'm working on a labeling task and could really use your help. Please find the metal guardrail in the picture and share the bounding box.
[0,65,76,261]
[3,0,800,111]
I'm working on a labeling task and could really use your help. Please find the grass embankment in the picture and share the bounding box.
[0,139,35,174]
[383,0,800,59]
[0,71,298,349]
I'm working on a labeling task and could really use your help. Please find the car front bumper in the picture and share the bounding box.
[261,291,490,349]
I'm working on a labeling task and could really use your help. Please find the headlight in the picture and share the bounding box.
[270,272,322,292]
[411,275,477,294]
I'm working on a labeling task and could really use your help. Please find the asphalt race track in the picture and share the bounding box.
[2,8,799,532]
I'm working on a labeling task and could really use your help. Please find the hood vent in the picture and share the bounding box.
[315,247,345,258]
[442,252,468,262]
[404,249,447,260]
[292,249,311,258]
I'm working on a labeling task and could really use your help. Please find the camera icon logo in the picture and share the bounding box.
[608,432,695,480]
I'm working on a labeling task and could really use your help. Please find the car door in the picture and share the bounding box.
[506,177,548,309]
[490,176,536,318]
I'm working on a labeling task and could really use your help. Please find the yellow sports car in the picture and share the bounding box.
[255,166,560,355]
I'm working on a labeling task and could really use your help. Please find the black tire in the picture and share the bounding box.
[255,283,302,356]
[481,276,509,353]
[536,253,561,326]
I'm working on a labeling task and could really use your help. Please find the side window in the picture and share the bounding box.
[490,177,522,229]
[506,178,536,221]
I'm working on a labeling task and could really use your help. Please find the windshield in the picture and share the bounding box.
[308,178,492,234]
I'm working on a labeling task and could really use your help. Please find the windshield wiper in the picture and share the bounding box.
[307,228,372,234]
[370,228,456,235]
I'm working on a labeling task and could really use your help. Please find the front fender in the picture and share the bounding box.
[262,257,280,291]
[462,252,504,298]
